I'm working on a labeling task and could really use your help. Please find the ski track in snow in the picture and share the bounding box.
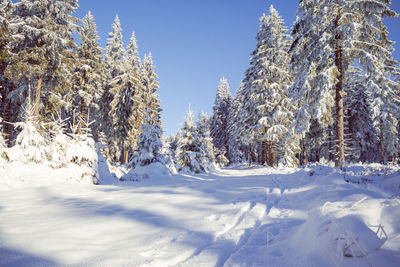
[0,164,400,266]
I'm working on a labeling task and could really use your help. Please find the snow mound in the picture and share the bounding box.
[123,162,171,181]
[0,162,97,189]
[381,170,400,193]
[292,208,386,265]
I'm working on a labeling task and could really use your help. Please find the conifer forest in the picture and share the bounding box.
[1,1,400,266]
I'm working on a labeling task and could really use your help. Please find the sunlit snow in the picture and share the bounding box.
[1,158,399,266]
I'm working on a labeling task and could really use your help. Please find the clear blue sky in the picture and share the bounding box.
[75,0,400,136]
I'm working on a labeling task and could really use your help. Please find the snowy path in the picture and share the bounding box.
[1,165,400,266]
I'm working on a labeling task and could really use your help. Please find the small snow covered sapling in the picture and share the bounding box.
[176,109,216,173]
[12,105,47,164]
[161,137,178,175]
[132,124,164,167]
[67,120,99,184]
[48,117,71,168]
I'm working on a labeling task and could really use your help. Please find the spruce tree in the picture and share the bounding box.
[210,77,232,165]
[249,5,293,167]
[141,53,162,127]
[101,15,125,145]
[102,15,126,161]
[196,112,216,171]
[176,108,203,173]
[345,67,378,163]
[239,10,279,166]
[132,124,164,167]
[73,11,105,138]
[6,0,79,122]
[132,52,163,167]
[109,31,144,164]
[0,0,14,142]
[290,0,399,167]
[227,82,245,164]
[161,135,178,174]
[12,97,47,164]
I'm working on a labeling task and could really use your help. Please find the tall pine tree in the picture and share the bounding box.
[290,0,399,166]
[6,0,79,123]
[102,15,126,161]
[109,31,144,164]
[133,52,163,167]
[73,11,105,137]
[210,77,232,165]
[250,5,293,166]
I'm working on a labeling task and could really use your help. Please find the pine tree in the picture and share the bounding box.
[196,112,216,170]
[73,11,105,138]
[239,9,282,166]
[290,0,399,167]
[176,108,206,173]
[0,0,14,142]
[132,52,164,167]
[141,53,162,127]
[132,124,164,167]
[227,82,245,164]
[6,0,79,123]
[210,77,232,165]
[101,15,125,146]
[48,117,70,169]
[11,97,47,164]
[68,120,99,184]
[102,15,126,162]
[109,31,144,164]
[345,67,378,163]
[250,5,293,167]
[161,135,178,174]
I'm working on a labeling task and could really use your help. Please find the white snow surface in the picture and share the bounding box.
[1,161,400,266]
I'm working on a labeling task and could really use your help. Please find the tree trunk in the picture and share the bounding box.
[124,145,129,165]
[334,11,345,169]
[0,89,10,146]
[34,77,42,121]
[269,142,274,167]
[249,143,252,167]
[78,96,84,134]
[328,125,334,162]
[379,118,385,164]
[301,139,306,166]
[261,140,267,165]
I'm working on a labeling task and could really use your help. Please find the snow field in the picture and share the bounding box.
[0,164,399,266]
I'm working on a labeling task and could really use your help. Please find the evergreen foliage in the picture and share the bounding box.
[73,11,105,138]
[210,77,232,165]
[132,52,164,167]
[132,124,164,167]
[196,113,216,170]
[101,15,125,149]
[6,0,79,122]
[12,100,47,164]
[290,0,399,166]
[109,31,144,164]
[142,53,162,127]
[176,108,213,173]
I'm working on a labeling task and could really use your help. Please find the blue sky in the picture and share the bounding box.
[75,0,400,136]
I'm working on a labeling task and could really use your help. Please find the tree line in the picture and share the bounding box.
[171,1,400,171]
[1,0,399,175]
[0,0,163,169]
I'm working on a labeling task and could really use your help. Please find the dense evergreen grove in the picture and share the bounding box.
[0,0,163,176]
[0,0,399,178]
[202,1,399,169]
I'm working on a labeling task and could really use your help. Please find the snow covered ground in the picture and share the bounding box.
[1,160,400,266]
